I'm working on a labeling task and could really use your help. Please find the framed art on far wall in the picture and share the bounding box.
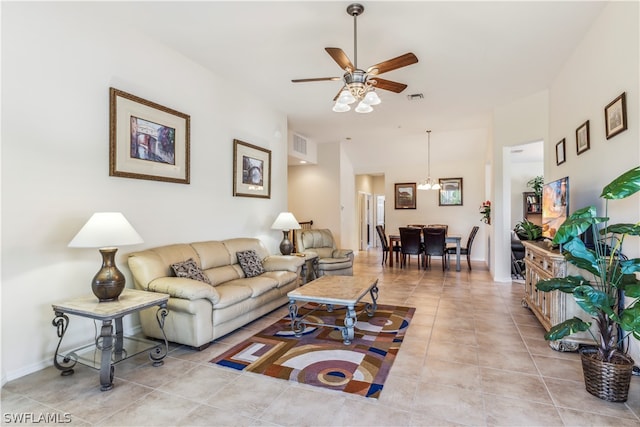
[576,120,590,155]
[605,92,627,139]
[556,138,566,165]
[438,177,463,206]
[109,87,190,184]
[394,183,416,209]
[233,139,271,198]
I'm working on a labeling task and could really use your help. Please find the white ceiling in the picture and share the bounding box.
[101,1,606,151]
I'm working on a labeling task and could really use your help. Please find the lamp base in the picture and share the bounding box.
[279,230,293,255]
[92,248,125,302]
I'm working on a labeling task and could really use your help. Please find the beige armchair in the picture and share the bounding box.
[295,229,354,276]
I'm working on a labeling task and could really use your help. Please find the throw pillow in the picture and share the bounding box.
[171,258,212,285]
[236,250,265,278]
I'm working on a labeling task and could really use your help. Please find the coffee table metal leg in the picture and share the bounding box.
[288,300,304,337]
[365,282,379,317]
[342,304,357,345]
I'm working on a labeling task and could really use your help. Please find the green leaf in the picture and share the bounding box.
[562,239,600,276]
[605,223,640,236]
[544,317,592,341]
[619,303,640,336]
[573,285,615,317]
[621,258,640,275]
[536,275,586,293]
[619,273,640,297]
[600,166,640,200]
[551,207,607,245]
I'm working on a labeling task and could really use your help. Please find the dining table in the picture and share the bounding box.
[388,233,462,271]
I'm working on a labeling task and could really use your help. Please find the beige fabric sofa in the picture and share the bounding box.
[128,238,304,349]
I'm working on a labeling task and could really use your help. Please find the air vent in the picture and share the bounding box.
[407,93,424,101]
[293,134,307,155]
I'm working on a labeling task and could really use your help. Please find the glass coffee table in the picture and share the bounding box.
[287,275,379,345]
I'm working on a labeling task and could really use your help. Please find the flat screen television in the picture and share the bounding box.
[541,176,569,240]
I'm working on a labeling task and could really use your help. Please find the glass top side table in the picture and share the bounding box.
[52,288,169,391]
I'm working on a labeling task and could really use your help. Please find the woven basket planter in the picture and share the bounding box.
[580,347,634,402]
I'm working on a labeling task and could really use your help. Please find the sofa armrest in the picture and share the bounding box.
[263,255,304,273]
[333,249,354,259]
[147,277,220,304]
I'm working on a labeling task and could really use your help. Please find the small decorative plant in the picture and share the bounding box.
[527,175,544,198]
[480,200,491,224]
[514,219,543,241]
[536,166,640,364]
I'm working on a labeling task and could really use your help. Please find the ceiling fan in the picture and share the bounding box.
[292,3,418,113]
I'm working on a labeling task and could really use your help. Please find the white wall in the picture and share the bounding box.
[547,1,639,361]
[287,143,342,242]
[1,3,290,382]
[492,91,549,281]
[339,128,490,262]
[510,162,544,229]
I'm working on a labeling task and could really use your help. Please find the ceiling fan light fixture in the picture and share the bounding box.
[355,101,373,113]
[337,89,356,105]
[362,90,381,105]
[332,102,351,113]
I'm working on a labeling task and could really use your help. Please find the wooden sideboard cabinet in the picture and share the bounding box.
[521,240,594,351]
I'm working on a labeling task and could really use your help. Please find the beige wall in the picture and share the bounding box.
[2,3,290,383]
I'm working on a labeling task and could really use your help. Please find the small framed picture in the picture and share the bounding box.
[604,92,627,139]
[110,87,190,184]
[233,139,271,198]
[576,120,590,155]
[438,177,463,206]
[556,138,566,165]
[394,183,416,209]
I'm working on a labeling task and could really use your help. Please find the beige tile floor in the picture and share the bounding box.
[2,250,640,426]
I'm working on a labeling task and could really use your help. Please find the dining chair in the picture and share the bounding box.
[399,227,424,269]
[446,226,479,271]
[427,224,448,235]
[407,224,426,228]
[375,225,400,266]
[423,227,447,271]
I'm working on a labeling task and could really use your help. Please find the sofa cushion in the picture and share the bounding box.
[236,250,265,278]
[211,283,254,309]
[171,258,212,285]
[226,276,278,297]
[261,270,299,288]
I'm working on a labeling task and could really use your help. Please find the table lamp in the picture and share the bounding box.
[271,212,301,255]
[68,212,144,302]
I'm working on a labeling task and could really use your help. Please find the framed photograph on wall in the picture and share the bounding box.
[605,92,627,139]
[233,139,271,198]
[394,183,416,209]
[438,177,463,206]
[109,87,190,184]
[576,120,590,155]
[556,139,566,165]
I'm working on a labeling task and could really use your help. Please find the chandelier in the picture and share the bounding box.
[332,70,381,113]
[417,130,440,190]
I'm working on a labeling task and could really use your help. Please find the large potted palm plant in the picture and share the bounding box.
[536,165,640,402]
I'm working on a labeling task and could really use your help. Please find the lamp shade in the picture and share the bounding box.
[69,212,143,248]
[271,212,301,231]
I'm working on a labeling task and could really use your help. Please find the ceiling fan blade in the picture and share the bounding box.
[332,87,345,102]
[325,47,354,72]
[292,77,342,83]
[371,77,408,93]
[367,53,418,75]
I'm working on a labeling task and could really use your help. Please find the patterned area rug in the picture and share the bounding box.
[210,303,415,399]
